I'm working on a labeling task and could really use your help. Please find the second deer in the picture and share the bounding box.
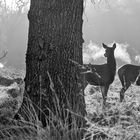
[82,43,117,107]
[118,64,140,102]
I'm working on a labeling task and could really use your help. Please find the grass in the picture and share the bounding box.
[84,76,140,140]
[1,68,140,140]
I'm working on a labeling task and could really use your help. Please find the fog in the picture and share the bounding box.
[0,0,28,69]
[83,41,131,65]
[6,14,28,69]
[83,0,140,66]
[0,0,140,69]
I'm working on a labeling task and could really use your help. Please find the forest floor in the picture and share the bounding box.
[84,76,140,139]
[1,67,140,139]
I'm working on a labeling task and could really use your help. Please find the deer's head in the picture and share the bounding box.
[102,43,116,58]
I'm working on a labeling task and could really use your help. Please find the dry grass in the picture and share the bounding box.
[1,68,140,140]
[84,76,140,140]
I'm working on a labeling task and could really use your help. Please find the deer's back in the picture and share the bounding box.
[118,64,140,85]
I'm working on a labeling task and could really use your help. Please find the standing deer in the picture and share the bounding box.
[118,64,140,102]
[82,43,117,107]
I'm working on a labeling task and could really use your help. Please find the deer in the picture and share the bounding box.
[118,64,140,102]
[82,43,117,108]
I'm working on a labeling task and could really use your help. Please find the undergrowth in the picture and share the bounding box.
[0,71,140,140]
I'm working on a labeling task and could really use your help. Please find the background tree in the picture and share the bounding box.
[0,0,29,68]
[23,0,86,128]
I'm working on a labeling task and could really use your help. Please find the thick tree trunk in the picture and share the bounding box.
[24,0,86,128]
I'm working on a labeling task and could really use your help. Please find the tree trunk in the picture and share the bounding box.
[24,0,86,128]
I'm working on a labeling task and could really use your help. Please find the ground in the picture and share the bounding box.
[84,76,140,139]
[1,67,140,139]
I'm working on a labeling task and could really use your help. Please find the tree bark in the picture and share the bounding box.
[24,0,86,128]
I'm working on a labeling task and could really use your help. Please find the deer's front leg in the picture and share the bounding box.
[101,85,109,108]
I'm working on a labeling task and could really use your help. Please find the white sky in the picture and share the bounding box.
[5,0,14,6]
[3,0,29,10]
[84,0,140,49]
[83,0,140,65]
[1,0,140,67]
[1,0,17,10]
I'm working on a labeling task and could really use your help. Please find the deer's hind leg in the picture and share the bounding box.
[120,81,131,102]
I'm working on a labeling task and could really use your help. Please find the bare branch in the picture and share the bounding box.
[15,0,29,13]
[0,50,7,60]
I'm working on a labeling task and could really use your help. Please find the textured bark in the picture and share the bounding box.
[24,0,86,127]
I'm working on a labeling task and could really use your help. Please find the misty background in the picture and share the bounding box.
[0,0,140,69]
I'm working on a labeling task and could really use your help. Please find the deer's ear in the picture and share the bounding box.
[102,43,107,49]
[113,43,116,49]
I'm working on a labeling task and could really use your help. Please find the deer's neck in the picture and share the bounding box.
[107,55,116,74]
